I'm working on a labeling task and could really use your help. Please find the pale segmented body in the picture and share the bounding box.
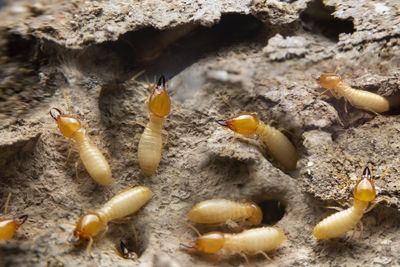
[313,166,381,240]
[313,73,390,113]
[336,82,389,113]
[256,121,298,170]
[138,114,164,176]
[188,199,262,225]
[185,226,285,261]
[137,75,180,176]
[217,113,298,170]
[98,186,152,223]
[73,129,112,186]
[50,108,112,186]
[313,199,367,239]
[71,186,152,253]
[222,227,285,255]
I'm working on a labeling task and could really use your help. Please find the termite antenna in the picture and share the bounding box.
[180,242,194,249]
[179,220,201,237]
[216,119,228,127]
[299,71,319,83]
[3,192,12,216]
[50,108,63,121]
[17,215,28,226]
[217,91,236,115]
[158,75,166,88]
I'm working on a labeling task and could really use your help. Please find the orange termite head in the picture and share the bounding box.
[216,113,259,135]
[70,213,103,244]
[0,215,28,241]
[247,203,263,225]
[317,73,342,89]
[185,232,225,254]
[50,108,82,138]
[120,241,139,261]
[353,166,376,202]
[149,75,171,118]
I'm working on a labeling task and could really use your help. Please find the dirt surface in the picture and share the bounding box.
[0,0,400,266]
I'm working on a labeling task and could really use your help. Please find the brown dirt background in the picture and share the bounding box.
[0,0,400,266]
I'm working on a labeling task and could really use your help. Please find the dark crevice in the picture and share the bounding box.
[76,14,266,83]
[258,199,285,225]
[300,0,355,42]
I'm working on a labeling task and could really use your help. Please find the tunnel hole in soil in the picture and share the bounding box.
[105,221,148,260]
[258,199,285,225]
[77,14,265,83]
[300,0,355,42]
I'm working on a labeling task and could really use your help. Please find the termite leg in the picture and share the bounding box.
[257,250,274,262]
[238,252,249,264]
[86,237,94,255]
[132,224,138,248]
[324,206,344,212]
[161,129,169,148]
[74,160,82,183]
[365,197,392,213]
[65,147,79,165]
[223,133,238,156]
[97,224,109,242]
[358,221,364,240]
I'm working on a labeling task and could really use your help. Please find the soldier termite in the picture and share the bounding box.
[188,199,262,226]
[313,166,388,239]
[49,99,112,186]
[0,193,28,241]
[309,72,390,114]
[137,75,181,175]
[182,226,285,263]
[217,112,298,170]
[70,186,152,253]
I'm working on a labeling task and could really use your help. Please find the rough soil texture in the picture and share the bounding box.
[0,0,400,266]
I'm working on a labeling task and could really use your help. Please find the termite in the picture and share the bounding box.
[182,226,285,263]
[70,186,152,253]
[217,112,298,170]
[188,199,263,226]
[49,106,112,186]
[138,75,181,175]
[0,193,28,241]
[313,166,387,239]
[310,72,390,113]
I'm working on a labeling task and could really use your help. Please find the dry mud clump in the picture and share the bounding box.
[0,0,400,266]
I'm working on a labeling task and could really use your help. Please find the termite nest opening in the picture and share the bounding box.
[300,0,355,42]
[75,14,264,83]
[258,199,285,225]
[105,222,148,260]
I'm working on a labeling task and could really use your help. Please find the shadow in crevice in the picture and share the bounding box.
[76,14,266,84]
[300,0,355,42]
[258,199,286,225]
